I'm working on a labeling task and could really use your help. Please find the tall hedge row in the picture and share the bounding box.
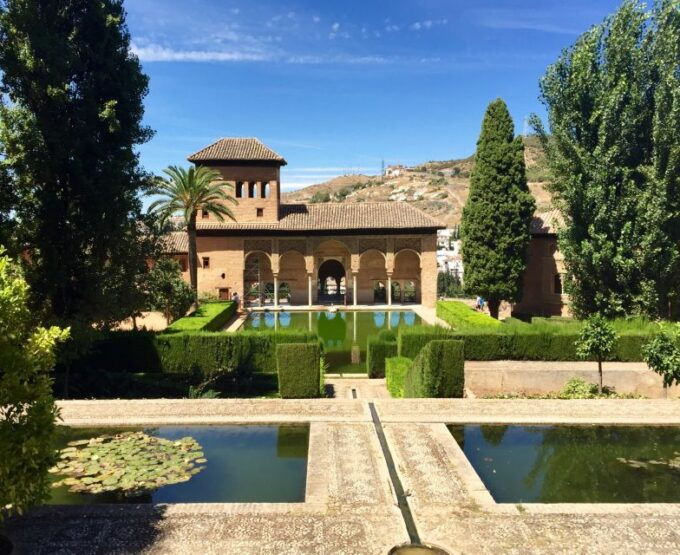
[404,340,465,398]
[366,337,398,378]
[277,343,321,398]
[386,357,412,398]
[397,325,646,362]
[398,325,457,359]
[67,330,318,376]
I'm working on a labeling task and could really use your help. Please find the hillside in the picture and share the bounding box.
[283,136,553,227]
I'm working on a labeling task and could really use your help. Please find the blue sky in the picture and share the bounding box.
[127,0,621,191]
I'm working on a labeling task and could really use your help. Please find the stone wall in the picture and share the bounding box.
[465,361,679,399]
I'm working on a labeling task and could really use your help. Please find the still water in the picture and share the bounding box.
[243,310,422,373]
[49,425,309,504]
[449,425,680,503]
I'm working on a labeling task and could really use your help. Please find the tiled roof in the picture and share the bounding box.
[530,209,562,235]
[161,231,188,253]
[187,138,286,164]
[197,202,443,232]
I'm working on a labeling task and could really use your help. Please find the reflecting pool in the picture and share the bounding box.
[49,425,309,504]
[243,310,422,373]
[449,425,680,503]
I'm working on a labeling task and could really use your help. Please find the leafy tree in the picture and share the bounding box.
[531,0,680,318]
[576,315,617,393]
[461,98,536,318]
[437,271,464,297]
[0,0,156,328]
[144,258,195,325]
[0,248,69,521]
[642,324,680,394]
[149,166,236,292]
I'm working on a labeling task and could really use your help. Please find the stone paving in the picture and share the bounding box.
[8,398,680,554]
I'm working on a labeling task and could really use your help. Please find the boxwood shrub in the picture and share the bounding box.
[66,329,318,377]
[366,337,398,378]
[386,357,412,398]
[277,342,321,398]
[166,301,236,332]
[404,339,464,398]
[397,327,646,362]
[377,329,398,342]
[398,325,457,359]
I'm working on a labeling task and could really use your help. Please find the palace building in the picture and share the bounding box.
[163,138,443,308]
[512,210,570,317]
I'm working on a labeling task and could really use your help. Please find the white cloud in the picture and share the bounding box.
[130,43,272,62]
[329,22,349,40]
[131,42,396,65]
[385,24,400,32]
[410,19,448,31]
[313,16,320,23]
[288,167,376,172]
[476,9,580,35]
[230,8,240,15]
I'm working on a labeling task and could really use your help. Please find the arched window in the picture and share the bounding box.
[248,182,257,198]
[261,182,269,198]
[235,182,244,198]
[553,273,563,295]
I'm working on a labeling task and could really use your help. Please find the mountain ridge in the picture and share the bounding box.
[283,136,553,227]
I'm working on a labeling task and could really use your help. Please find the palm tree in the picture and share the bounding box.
[148,165,236,291]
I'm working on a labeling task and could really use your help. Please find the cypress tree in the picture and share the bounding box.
[0,0,154,327]
[461,99,536,319]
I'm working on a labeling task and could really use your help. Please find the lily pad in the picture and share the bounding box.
[50,431,207,497]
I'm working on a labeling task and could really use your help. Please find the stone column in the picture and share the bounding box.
[353,273,358,306]
[308,273,313,307]
[387,274,392,306]
[273,274,279,308]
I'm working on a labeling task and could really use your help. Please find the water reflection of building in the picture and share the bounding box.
[162,138,442,308]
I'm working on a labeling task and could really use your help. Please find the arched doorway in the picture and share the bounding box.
[318,259,345,304]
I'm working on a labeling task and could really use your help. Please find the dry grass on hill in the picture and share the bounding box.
[283,136,553,227]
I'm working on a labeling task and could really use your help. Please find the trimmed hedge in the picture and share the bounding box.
[67,329,318,376]
[451,331,647,361]
[378,329,398,342]
[397,326,646,362]
[166,301,236,332]
[436,300,502,329]
[404,340,465,398]
[277,342,321,398]
[366,337,398,378]
[386,357,412,398]
[398,325,457,359]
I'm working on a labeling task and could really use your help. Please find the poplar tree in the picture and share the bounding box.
[532,0,680,318]
[461,99,536,319]
[0,0,154,327]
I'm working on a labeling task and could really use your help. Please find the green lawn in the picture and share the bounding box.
[437,300,666,336]
[436,300,502,329]
[166,301,235,332]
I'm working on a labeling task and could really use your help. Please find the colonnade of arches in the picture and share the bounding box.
[243,239,422,307]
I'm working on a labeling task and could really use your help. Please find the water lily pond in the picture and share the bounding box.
[49,425,309,504]
[449,425,680,503]
[243,310,421,373]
